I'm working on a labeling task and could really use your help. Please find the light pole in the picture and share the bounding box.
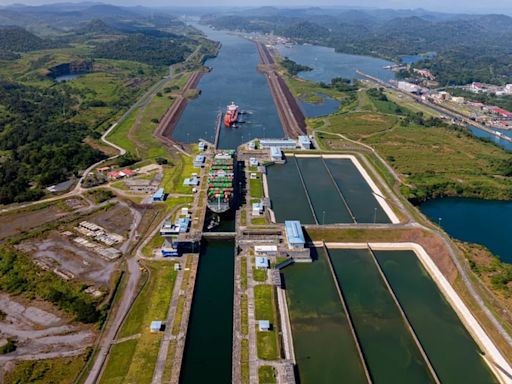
[438,217,443,227]
[322,210,326,225]
[373,207,377,224]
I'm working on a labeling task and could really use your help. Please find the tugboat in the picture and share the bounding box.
[224,102,239,127]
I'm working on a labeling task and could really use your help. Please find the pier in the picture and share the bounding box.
[255,42,307,138]
[213,111,222,149]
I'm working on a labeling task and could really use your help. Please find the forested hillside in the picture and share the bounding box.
[0,81,105,204]
[204,9,512,85]
[0,25,57,52]
[93,34,191,66]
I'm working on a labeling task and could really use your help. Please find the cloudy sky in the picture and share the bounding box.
[1,0,511,14]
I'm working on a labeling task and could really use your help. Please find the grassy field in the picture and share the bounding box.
[4,354,89,384]
[253,267,268,282]
[100,261,178,384]
[254,285,280,360]
[313,87,512,202]
[258,366,277,384]
[241,339,250,384]
[250,175,264,199]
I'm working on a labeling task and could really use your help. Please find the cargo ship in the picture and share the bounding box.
[224,102,239,127]
[207,151,236,213]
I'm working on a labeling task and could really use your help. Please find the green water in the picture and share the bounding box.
[329,248,433,384]
[179,240,234,383]
[281,248,367,383]
[324,159,390,223]
[266,158,315,223]
[374,250,498,384]
[295,157,353,224]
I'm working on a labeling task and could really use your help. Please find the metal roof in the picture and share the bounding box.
[255,256,270,268]
[153,188,165,198]
[285,220,305,245]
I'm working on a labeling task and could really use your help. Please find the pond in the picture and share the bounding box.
[420,197,512,263]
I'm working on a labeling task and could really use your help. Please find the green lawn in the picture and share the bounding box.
[259,366,277,384]
[254,285,280,360]
[253,267,267,282]
[100,262,178,384]
[4,354,88,384]
[322,112,397,140]
[250,175,264,199]
[241,339,250,384]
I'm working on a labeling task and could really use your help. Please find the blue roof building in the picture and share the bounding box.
[177,217,190,233]
[193,155,205,168]
[270,147,282,161]
[298,135,312,149]
[285,220,305,249]
[152,188,166,202]
[255,256,270,269]
[260,138,296,149]
[258,320,270,332]
[150,320,163,332]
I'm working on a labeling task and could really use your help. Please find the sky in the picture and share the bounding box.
[1,0,511,14]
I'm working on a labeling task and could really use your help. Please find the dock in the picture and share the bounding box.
[255,42,306,139]
[213,111,222,149]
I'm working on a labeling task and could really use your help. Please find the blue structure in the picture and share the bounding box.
[150,320,163,332]
[177,217,190,233]
[255,256,270,269]
[285,220,305,249]
[152,188,166,202]
[258,320,270,331]
[193,155,205,168]
[298,135,312,149]
[270,147,282,161]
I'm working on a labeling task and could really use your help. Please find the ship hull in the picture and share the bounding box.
[207,202,231,214]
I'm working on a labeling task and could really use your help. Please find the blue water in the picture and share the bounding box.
[400,52,436,64]
[277,44,397,83]
[173,24,283,148]
[467,125,512,152]
[54,73,85,82]
[300,93,340,117]
[420,197,512,263]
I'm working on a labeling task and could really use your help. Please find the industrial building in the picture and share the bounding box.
[150,321,163,332]
[184,176,199,186]
[254,245,278,256]
[258,320,270,332]
[152,188,166,202]
[252,201,264,216]
[193,155,205,168]
[270,147,282,161]
[260,138,297,149]
[255,256,270,269]
[285,220,305,249]
[298,135,312,149]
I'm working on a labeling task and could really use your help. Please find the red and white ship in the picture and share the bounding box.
[224,102,239,127]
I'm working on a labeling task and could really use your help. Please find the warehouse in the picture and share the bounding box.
[285,220,305,249]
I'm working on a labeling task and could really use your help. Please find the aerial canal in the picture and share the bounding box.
[267,156,392,224]
[281,246,499,383]
[179,239,234,383]
[173,24,283,148]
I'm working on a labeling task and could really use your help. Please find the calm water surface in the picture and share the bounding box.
[420,197,512,263]
[180,240,234,383]
[300,93,340,117]
[277,44,396,83]
[173,24,283,148]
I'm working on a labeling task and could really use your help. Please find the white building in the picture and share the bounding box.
[255,245,278,256]
[270,147,282,161]
[298,135,312,150]
[252,202,264,216]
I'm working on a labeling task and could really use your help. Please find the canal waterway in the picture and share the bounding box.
[267,157,390,224]
[281,248,367,384]
[374,249,497,383]
[179,239,234,383]
[173,24,283,149]
[420,197,512,263]
[277,44,396,83]
[329,248,434,383]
